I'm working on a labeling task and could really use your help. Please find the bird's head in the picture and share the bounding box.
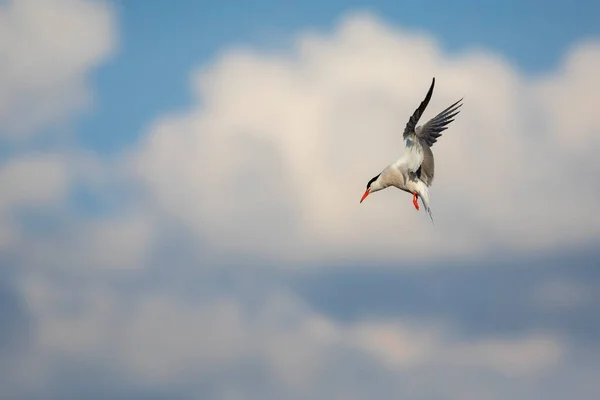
[360,173,384,203]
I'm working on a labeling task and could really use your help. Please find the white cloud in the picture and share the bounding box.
[0,0,116,139]
[351,320,561,377]
[534,40,600,152]
[0,153,70,250]
[0,148,154,270]
[18,275,568,399]
[450,335,562,377]
[132,11,600,265]
[0,153,69,211]
[0,0,118,251]
[351,320,440,367]
[14,204,156,271]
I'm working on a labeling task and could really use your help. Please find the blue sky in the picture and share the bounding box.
[1,0,600,399]
[77,0,600,153]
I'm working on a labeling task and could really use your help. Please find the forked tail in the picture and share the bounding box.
[416,182,435,225]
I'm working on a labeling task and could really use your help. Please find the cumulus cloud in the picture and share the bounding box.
[7,255,600,399]
[0,153,70,250]
[0,0,137,268]
[0,0,116,139]
[132,11,600,265]
[0,154,69,210]
[15,274,569,400]
[0,147,151,271]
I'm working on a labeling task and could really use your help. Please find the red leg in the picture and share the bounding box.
[412,192,420,211]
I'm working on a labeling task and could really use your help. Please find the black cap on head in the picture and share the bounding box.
[366,173,380,189]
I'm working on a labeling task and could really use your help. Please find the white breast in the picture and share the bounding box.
[397,136,424,173]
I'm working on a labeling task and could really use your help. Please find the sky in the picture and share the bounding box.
[1,0,600,399]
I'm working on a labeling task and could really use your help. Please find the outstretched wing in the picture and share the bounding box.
[398,77,462,184]
[415,98,463,147]
[403,77,435,141]
[414,99,462,186]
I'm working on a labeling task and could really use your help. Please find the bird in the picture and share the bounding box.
[359,77,463,223]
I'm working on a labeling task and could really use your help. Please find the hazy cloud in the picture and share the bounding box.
[0,0,116,140]
[13,272,574,400]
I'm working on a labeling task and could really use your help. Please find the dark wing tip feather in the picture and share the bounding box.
[403,77,436,138]
[416,96,464,147]
[411,78,436,121]
[418,77,436,115]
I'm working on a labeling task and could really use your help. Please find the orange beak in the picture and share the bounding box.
[360,188,371,203]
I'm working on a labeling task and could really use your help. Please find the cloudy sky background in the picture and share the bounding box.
[1,0,600,398]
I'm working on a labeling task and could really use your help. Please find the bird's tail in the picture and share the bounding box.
[416,182,435,225]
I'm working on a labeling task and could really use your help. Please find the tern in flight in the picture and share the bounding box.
[359,77,463,223]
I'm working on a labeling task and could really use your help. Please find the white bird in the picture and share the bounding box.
[359,77,463,223]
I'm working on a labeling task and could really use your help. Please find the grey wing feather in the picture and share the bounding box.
[416,144,435,186]
[415,98,463,147]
